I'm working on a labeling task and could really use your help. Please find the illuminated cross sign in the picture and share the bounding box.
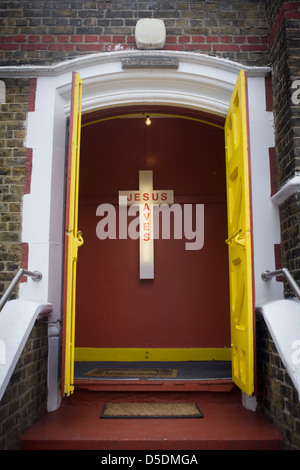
[119,170,173,279]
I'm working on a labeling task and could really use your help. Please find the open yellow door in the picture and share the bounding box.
[61,72,83,396]
[225,70,255,396]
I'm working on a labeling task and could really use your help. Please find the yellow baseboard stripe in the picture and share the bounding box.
[74,347,231,362]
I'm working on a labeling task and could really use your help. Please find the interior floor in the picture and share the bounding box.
[74,361,232,381]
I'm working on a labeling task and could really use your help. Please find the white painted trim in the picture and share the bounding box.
[0,300,52,402]
[52,55,236,119]
[271,175,300,206]
[247,76,282,304]
[259,299,300,400]
[0,50,271,78]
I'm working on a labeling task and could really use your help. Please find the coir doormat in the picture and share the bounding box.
[100,402,203,419]
[84,368,178,378]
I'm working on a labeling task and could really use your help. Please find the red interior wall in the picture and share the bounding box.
[75,116,230,349]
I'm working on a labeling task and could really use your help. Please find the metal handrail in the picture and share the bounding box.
[0,268,42,312]
[261,268,300,301]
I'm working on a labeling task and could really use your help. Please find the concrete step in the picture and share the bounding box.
[20,388,282,450]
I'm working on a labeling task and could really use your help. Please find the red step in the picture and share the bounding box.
[20,388,282,450]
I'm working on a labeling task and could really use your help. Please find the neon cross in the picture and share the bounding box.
[119,170,174,279]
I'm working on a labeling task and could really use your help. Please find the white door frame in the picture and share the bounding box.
[1,50,281,410]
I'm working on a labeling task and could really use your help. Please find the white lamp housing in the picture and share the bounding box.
[135,19,166,50]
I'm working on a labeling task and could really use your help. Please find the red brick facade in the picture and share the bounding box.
[0,1,270,65]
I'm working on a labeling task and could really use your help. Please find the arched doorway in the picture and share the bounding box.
[57,57,278,403]
[72,106,232,389]
[13,51,279,409]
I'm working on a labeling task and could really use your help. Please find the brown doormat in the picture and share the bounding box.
[100,402,203,419]
[84,368,178,378]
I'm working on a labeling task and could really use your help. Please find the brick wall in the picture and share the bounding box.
[0,0,269,66]
[264,0,300,289]
[0,76,45,450]
[256,314,300,450]
[0,320,48,450]
[255,0,300,451]
[0,78,34,298]
[266,1,300,187]
[280,193,300,288]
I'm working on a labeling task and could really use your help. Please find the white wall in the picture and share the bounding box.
[247,76,282,304]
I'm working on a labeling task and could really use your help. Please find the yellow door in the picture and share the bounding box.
[225,70,255,396]
[61,72,83,396]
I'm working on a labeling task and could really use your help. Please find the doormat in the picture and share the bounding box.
[100,402,203,419]
[83,368,178,378]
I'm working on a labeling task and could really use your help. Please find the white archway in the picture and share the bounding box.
[60,50,241,117]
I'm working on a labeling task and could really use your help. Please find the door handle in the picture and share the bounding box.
[225,229,242,245]
[72,230,84,260]
[76,230,84,247]
[225,229,246,248]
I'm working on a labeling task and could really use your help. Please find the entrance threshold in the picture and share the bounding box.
[74,361,234,392]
